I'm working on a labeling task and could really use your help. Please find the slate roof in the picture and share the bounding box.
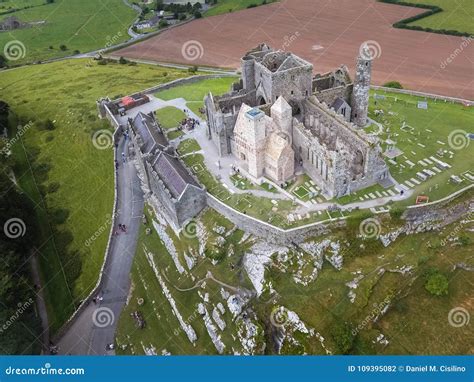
[131,112,168,154]
[151,151,200,199]
[331,97,348,111]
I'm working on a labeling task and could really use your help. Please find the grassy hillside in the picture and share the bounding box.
[0,0,137,64]
[116,197,473,355]
[0,59,189,332]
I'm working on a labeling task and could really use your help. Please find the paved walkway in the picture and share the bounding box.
[57,137,144,355]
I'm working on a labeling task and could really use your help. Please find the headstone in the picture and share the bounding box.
[417,101,428,109]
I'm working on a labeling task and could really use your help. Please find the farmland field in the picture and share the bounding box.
[398,0,474,34]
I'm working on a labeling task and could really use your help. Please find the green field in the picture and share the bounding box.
[0,59,189,332]
[0,0,136,64]
[177,138,201,155]
[204,0,278,17]
[407,0,473,33]
[155,106,186,130]
[154,76,237,116]
[386,0,474,34]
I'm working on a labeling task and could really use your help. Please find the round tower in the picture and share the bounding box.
[350,51,372,128]
[241,55,256,91]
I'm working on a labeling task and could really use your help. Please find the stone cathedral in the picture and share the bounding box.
[204,43,390,198]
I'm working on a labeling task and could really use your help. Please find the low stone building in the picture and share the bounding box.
[205,43,391,198]
[128,112,206,228]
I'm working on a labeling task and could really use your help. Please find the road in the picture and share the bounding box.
[57,137,144,355]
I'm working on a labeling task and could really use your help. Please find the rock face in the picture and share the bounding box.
[144,247,197,343]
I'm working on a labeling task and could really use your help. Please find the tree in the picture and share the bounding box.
[59,44,67,51]
[159,19,168,28]
[425,272,449,296]
[331,320,354,354]
[194,11,202,18]
[119,56,128,65]
[383,81,403,89]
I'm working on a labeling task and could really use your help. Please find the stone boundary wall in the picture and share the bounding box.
[404,184,473,220]
[52,131,121,343]
[104,103,120,129]
[206,183,473,244]
[371,85,473,104]
[206,193,345,244]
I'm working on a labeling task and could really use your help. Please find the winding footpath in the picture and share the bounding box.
[57,137,144,355]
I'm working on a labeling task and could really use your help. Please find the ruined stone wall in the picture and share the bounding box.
[206,193,345,244]
[314,84,353,106]
[270,66,313,103]
[293,98,389,197]
[292,123,337,197]
[205,88,256,157]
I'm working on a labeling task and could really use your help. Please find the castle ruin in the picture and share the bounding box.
[204,43,391,198]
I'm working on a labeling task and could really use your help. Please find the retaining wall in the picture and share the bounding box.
[206,193,345,245]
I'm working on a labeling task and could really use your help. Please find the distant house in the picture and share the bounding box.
[134,14,162,30]
[0,16,27,31]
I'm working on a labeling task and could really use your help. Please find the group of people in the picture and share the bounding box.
[115,224,127,235]
[131,311,146,329]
